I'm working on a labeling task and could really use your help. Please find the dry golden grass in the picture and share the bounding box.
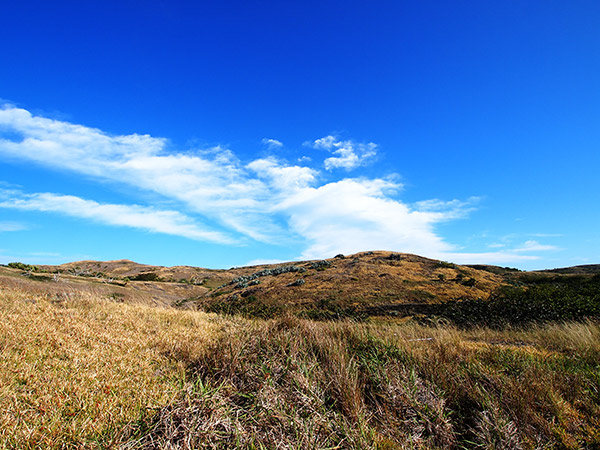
[0,266,208,307]
[0,286,233,449]
[2,283,599,449]
[128,317,600,449]
[204,252,506,314]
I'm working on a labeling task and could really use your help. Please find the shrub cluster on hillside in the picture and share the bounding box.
[7,262,37,271]
[230,265,307,289]
[431,275,600,328]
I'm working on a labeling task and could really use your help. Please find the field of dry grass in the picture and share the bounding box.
[0,286,237,448]
[1,283,599,449]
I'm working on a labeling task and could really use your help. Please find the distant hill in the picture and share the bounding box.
[2,252,597,319]
[536,264,600,275]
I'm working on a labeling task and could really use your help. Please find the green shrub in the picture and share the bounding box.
[8,262,37,272]
[204,294,282,319]
[430,280,600,328]
[130,272,162,282]
[436,261,457,269]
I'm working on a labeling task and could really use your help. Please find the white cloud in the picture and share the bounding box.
[0,189,232,243]
[0,105,555,266]
[413,197,480,221]
[441,251,540,265]
[0,221,28,232]
[275,178,457,260]
[262,138,283,149]
[247,157,317,192]
[308,135,377,170]
[513,240,559,252]
[0,105,275,240]
[245,258,288,266]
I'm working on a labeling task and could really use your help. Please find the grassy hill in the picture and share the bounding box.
[6,251,508,317]
[5,252,600,325]
[197,252,507,319]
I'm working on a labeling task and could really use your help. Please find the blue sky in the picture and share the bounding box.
[1,1,599,269]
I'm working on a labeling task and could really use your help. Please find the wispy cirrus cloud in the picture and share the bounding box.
[412,197,481,221]
[0,221,28,232]
[0,104,555,265]
[0,104,275,240]
[513,240,559,252]
[441,251,540,265]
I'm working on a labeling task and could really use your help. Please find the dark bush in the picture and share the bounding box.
[8,262,37,272]
[130,272,162,282]
[430,280,600,328]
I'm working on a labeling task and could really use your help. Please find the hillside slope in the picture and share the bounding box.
[7,251,599,320]
[4,251,508,317]
[197,251,506,318]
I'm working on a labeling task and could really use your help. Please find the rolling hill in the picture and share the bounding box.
[1,251,514,318]
[3,251,597,321]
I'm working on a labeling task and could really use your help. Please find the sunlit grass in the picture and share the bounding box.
[1,286,599,449]
[0,287,231,449]
[128,318,600,449]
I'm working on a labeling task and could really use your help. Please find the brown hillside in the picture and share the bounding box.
[3,251,509,317]
[195,251,507,317]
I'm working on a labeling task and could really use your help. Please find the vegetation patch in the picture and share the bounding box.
[300,298,366,321]
[7,262,38,272]
[126,318,600,449]
[427,276,600,328]
[204,294,283,319]
[310,260,331,270]
[230,265,307,288]
[130,272,163,282]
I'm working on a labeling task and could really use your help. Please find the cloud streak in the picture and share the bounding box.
[0,189,232,243]
[0,221,28,232]
[513,240,559,252]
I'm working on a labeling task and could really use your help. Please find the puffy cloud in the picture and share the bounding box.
[276,178,457,260]
[308,135,377,170]
[247,157,317,192]
[261,138,283,149]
